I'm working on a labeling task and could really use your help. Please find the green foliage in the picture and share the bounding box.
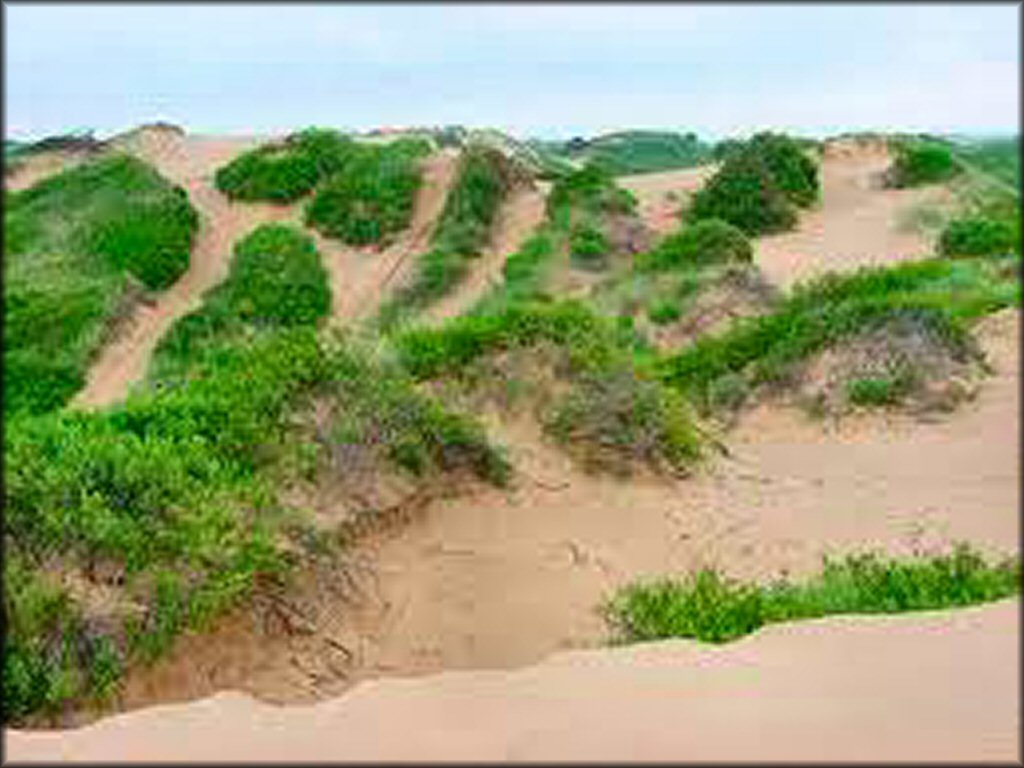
[433,146,512,256]
[606,544,1021,644]
[687,132,818,235]
[540,130,713,176]
[214,128,355,202]
[151,225,330,380]
[951,136,1020,191]
[547,163,637,220]
[640,219,752,271]
[569,223,609,269]
[846,374,912,407]
[658,255,1019,411]
[4,154,198,416]
[648,299,682,325]
[376,145,514,324]
[304,139,428,245]
[886,140,958,188]
[939,216,1017,258]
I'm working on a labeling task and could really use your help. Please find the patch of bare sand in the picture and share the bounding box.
[7,598,1018,762]
[318,148,460,325]
[755,145,954,290]
[94,310,1018,722]
[618,165,717,235]
[423,182,549,323]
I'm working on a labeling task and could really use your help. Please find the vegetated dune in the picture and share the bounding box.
[315,148,460,325]
[5,149,89,191]
[619,140,956,291]
[423,182,550,323]
[71,128,297,408]
[70,130,458,407]
[7,598,1018,762]
[90,308,1019,722]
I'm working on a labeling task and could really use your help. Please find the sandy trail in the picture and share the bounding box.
[8,598,1018,762]
[70,135,457,407]
[97,309,1019,718]
[423,183,548,323]
[316,148,459,325]
[71,131,295,409]
[618,164,717,235]
[755,143,954,289]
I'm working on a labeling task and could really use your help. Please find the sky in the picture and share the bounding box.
[4,3,1020,141]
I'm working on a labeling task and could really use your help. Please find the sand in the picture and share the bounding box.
[69,130,459,408]
[7,598,1018,762]
[423,182,549,323]
[619,142,954,291]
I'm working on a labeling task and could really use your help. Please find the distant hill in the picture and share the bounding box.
[530,130,714,176]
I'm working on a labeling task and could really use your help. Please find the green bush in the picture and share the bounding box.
[4,154,198,416]
[939,216,1017,258]
[648,300,682,325]
[606,543,1020,644]
[214,128,355,202]
[570,223,609,269]
[376,145,515,323]
[687,132,817,235]
[151,224,330,380]
[886,140,958,188]
[657,255,1018,412]
[846,374,912,407]
[641,219,752,271]
[304,141,426,245]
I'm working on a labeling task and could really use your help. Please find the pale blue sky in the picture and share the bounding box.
[4,3,1020,141]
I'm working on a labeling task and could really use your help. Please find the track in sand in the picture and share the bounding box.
[619,140,955,290]
[70,132,459,408]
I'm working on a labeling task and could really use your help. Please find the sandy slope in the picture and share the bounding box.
[619,143,954,291]
[8,598,1018,762]
[618,165,717,235]
[71,132,457,407]
[89,309,1019,721]
[71,130,295,408]
[423,183,549,323]
[316,148,459,325]
[5,149,90,192]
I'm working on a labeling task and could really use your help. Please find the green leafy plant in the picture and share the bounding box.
[4,154,198,416]
[886,140,959,188]
[640,219,752,271]
[606,544,1020,644]
[939,215,1017,258]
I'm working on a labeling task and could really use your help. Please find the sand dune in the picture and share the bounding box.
[7,598,1018,762]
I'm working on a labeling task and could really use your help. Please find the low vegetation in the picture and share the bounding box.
[884,138,958,188]
[658,254,1019,414]
[687,132,819,236]
[4,154,198,416]
[377,145,518,324]
[638,218,752,271]
[606,543,1021,644]
[214,128,355,202]
[150,225,331,382]
[534,130,713,176]
[304,137,430,245]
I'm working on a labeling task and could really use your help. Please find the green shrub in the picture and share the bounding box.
[642,219,752,271]
[657,255,1018,412]
[214,128,355,202]
[648,300,682,325]
[151,224,330,380]
[886,140,958,188]
[376,145,515,323]
[570,223,609,269]
[687,132,817,236]
[939,215,1017,258]
[846,374,912,407]
[606,543,1020,644]
[4,154,198,416]
[304,143,424,245]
